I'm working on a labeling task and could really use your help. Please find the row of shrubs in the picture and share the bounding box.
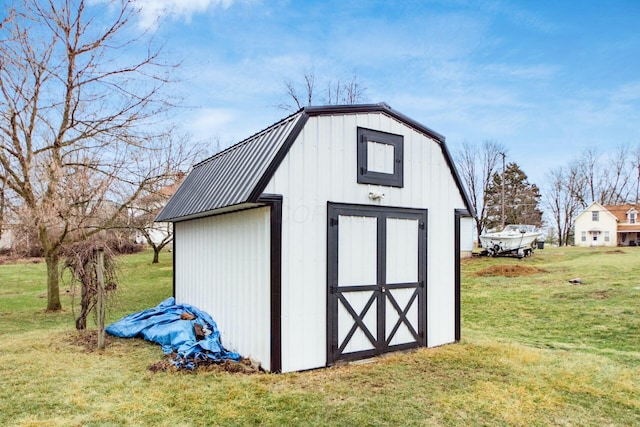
[0,235,145,259]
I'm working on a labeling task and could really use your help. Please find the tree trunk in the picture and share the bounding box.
[45,250,62,311]
[152,246,160,264]
[475,217,483,245]
[75,274,89,330]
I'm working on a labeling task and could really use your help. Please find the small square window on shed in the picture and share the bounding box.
[357,127,404,187]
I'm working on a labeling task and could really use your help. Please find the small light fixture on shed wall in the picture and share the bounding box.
[369,191,385,200]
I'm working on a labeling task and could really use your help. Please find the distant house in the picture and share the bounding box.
[132,177,183,246]
[0,229,13,251]
[574,202,640,247]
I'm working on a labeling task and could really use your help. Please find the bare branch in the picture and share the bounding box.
[278,71,368,112]
[456,140,506,243]
[0,0,189,311]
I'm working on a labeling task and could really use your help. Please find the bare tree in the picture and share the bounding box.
[604,145,633,204]
[457,140,506,243]
[0,0,193,311]
[127,171,184,264]
[576,147,633,205]
[544,145,639,246]
[278,71,367,112]
[544,165,584,246]
[0,170,5,242]
[63,240,118,330]
[325,75,366,105]
[634,144,640,204]
[282,72,316,110]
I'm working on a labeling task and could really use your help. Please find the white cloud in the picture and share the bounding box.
[132,0,238,28]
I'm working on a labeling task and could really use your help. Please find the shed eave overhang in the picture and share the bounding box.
[159,202,262,223]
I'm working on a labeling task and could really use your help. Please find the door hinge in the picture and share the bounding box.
[419,331,425,339]
[419,281,425,288]
[330,218,339,227]
[419,222,425,229]
[329,286,337,294]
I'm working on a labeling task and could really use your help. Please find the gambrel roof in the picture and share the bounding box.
[156,103,473,222]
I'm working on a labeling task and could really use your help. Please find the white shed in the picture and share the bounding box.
[156,103,474,373]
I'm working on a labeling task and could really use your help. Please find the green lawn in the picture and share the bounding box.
[0,247,638,426]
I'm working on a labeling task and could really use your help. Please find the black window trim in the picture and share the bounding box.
[357,127,404,188]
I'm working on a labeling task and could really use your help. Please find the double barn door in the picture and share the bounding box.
[327,203,427,364]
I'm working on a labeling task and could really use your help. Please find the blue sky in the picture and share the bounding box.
[134,0,640,186]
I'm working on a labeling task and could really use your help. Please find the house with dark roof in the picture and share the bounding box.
[156,103,474,372]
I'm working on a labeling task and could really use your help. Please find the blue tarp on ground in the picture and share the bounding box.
[106,297,241,369]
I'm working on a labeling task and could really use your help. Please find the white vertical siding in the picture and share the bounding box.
[263,113,466,372]
[574,203,618,247]
[460,216,474,257]
[174,207,271,369]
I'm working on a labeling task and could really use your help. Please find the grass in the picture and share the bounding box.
[0,247,639,426]
[463,247,640,362]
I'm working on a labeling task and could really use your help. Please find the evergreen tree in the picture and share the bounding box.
[485,162,543,230]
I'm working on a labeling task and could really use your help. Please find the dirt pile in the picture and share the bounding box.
[474,264,546,277]
[67,330,114,352]
[148,357,261,374]
[67,331,261,374]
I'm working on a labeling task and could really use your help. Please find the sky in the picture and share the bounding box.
[130,0,640,186]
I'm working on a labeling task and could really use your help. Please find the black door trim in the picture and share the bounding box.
[454,209,469,342]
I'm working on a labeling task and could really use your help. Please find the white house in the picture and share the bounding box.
[0,229,13,251]
[156,103,474,372]
[131,179,182,246]
[574,201,640,247]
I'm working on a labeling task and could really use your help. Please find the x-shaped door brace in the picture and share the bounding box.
[384,287,420,346]
[336,291,378,354]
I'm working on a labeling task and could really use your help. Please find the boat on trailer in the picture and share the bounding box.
[479,224,542,258]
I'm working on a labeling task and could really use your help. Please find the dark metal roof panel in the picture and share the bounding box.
[156,112,305,222]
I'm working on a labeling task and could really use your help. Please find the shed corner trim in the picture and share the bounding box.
[257,193,283,373]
